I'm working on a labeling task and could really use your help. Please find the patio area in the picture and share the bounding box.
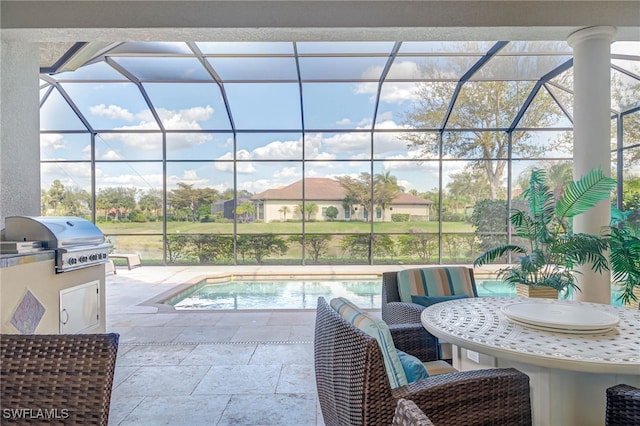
[106,264,396,425]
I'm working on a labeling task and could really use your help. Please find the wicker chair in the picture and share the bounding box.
[314,297,532,426]
[392,399,435,426]
[1,333,120,426]
[382,267,478,361]
[606,384,640,426]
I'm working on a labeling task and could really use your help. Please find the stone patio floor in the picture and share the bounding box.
[106,264,397,425]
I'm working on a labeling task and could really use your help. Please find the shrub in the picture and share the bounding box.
[391,213,410,222]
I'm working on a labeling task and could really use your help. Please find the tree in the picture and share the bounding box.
[289,234,332,263]
[403,48,567,199]
[187,235,234,263]
[168,183,218,222]
[337,173,373,222]
[60,186,90,216]
[398,230,438,262]
[325,206,338,221]
[304,203,319,221]
[446,168,495,213]
[340,234,371,260]
[96,186,137,220]
[278,205,290,221]
[516,162,572,199]
[236,202,256,223]
[139,189,163,220]
[237,234,288,264]
[337,172,403,222]
[166,235,189,263]
[340,234,395,261]
[374,171,403,221]
[47,179,66,213]
[470,199,510,255]
[611,68,640,167]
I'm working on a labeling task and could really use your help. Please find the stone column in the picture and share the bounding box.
[568,26,616,304]
[0,39,41,226]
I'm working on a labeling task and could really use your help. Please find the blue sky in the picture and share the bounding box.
[39,41,639,198]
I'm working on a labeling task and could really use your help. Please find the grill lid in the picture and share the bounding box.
[4,216,106,249]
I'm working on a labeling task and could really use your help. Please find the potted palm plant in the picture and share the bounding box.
[608,207,640,308]
[474,167,616,298]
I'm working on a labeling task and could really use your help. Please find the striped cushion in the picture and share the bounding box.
[397,267,477,303]
[330,297,408,389]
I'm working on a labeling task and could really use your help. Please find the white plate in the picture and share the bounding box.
[505,317,617,334]
[501,302,620,331]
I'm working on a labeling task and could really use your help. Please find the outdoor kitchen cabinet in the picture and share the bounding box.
[0,254,106,334]
[59,280,100,333]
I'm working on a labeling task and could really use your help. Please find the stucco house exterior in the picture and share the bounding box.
[251,178,432,222]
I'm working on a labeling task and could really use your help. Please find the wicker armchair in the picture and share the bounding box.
[382,267,478,361]
[314,297,532,426]
[606,384,640,426]
[1,333,120,426]
[392,399,435,426]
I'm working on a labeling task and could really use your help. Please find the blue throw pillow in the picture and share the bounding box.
[396,350,429,383]
[411,294,469,307]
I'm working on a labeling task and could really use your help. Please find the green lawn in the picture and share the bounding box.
[101,220,480,265]
[98,220,474,235]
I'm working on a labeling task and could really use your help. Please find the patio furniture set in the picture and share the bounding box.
[317,266,640,426]
[0,266,638,425]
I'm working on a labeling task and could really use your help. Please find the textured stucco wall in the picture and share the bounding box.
[0,40,41,227]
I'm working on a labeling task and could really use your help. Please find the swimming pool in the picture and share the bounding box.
[164,276,624,310]
[166,277,383,310]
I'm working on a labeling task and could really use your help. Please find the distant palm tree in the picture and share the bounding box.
[304,203,319,221]
[279,205,290,221]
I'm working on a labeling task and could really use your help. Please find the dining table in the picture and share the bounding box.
[421,296,640,426]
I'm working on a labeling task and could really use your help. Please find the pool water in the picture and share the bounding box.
[166,278,624,310]
[167,279,383,310]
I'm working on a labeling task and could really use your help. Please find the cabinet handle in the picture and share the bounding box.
[60,309,69,325]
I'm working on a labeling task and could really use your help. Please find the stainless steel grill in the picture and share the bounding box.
[3,216,111,273]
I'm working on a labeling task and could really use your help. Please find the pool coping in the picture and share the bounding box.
[140,271,382,313]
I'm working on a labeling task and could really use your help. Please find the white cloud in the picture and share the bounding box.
[379,82,421,104]
[215,150,256,174]
[101,149,122,160]
[167,169,209,188]
[100,173,164,189]
[239,178,275,193]
[273,167,301,179]
[42,162,93,179]
[251,139,302,159]
[41,162,94,192]
[93,105,217,151]
[354,62,424,105]
[214,138,303,172]
[166,133,214,151]
[336,118,352,125]
[99,130,162,151]
[322,132,370,153]
[40,134,66,150]
[89,104,134,121]
[155,106,214,130]
[377,111,394,122]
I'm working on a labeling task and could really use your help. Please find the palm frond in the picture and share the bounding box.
[525,169,554,219]
[556,168,616,219]
[553,233,609,272]
[473,244,526,267]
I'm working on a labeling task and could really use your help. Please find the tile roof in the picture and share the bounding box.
[252,178,432,205]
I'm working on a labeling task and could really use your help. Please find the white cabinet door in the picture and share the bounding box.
[59,280,100,333]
